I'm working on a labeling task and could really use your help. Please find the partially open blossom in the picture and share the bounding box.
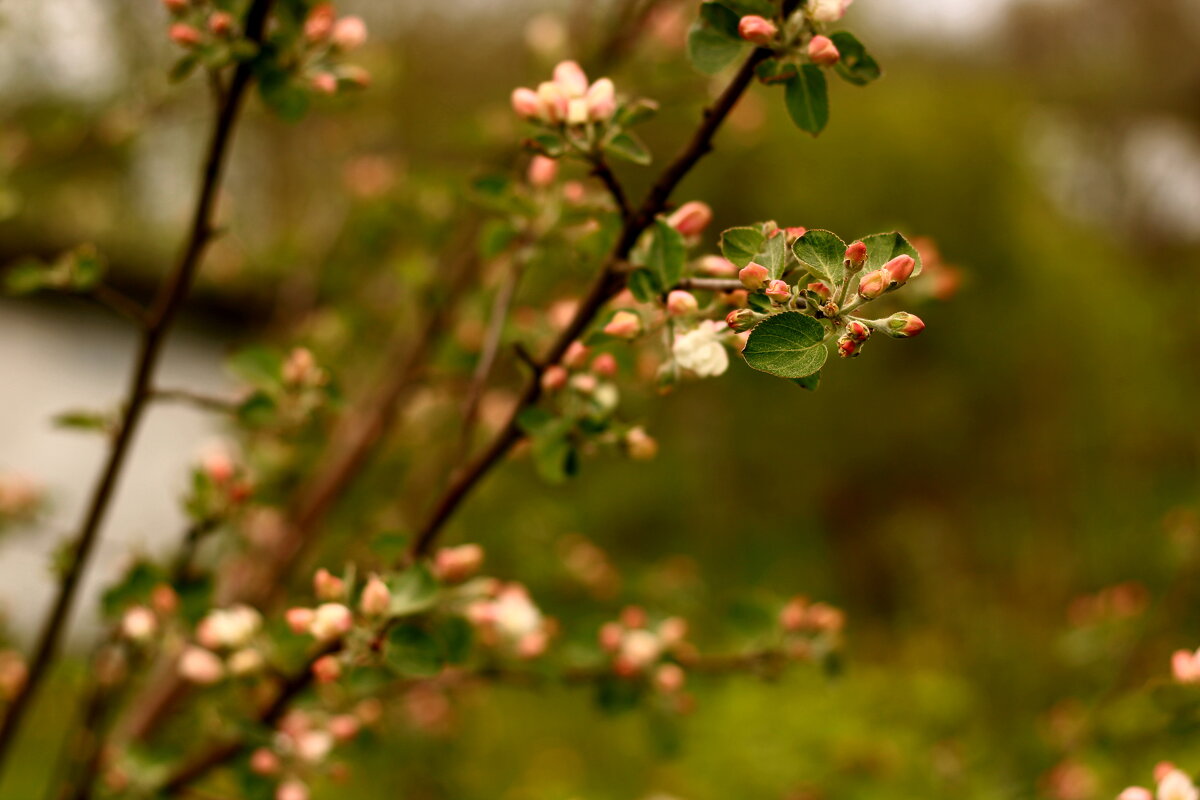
[540,365,569,392]
[700,255,738,276]
[739,262,769,290]
[515,61,619,125]
[249,747,280,776]
[434,544,485,584]
[737,15,777,45]
[1158,770,1199,800]
[585,78,617,121]
[169,23,202,47]
[625,426,659,460]
[837,336,860,359]
[197,605,261,650]
[667,201,713,237]
[121,606,157,643]
[527,155,558,187]
[808,0,854,22]
[178,646,224,684]
[331,16,367,50]
[765,279,790,303]
[286,607,316,634]
[314,568,346,601]
[858,268,891,299]
[808,35,840,66]
[882,312,925,338]
[1173,649,1200,683]
[591,352,618,377]
[673,320,729,378]
[845,241,868,270]
[666,290,699,316]
[312,654,343,683]
[309,603,353,641]
[360,574,391,616]
[604,310,642,339]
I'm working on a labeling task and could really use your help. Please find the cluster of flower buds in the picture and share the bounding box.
[0,471,41,524]
[1118,763,1198,800]
[779,596,845,660]
[162,0,241,49]
[249,706,372,800]
[301,3,370,94]
[857,253,916,300]
[464,581,552,659]
[193,442,254,513]
[177,604,264,684]
[511,60,616,127]
[282,347,328,388]
[433,544,485,585]
[0,650,27,702]
[541,340,620,398]
[598,607,691,687]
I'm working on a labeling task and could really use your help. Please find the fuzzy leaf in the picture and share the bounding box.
[389,564,439,616]
[784,65,829,135]
[648,219,686,289]
[792,229,848,284]
[604,132,651,165]
[385,626,444,677]
[860,231,922,278]
[742,312,828,379]
[720,226,767,267]
[830,32,882,86]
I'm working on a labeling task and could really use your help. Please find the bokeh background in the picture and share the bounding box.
[1,0,1199,797]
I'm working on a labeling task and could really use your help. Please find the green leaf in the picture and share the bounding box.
[436,616,475,664]
[531,421,575,485]
[613,99,659,128]
[755,59,798,85]
[3,261,50,295]
[53,409,112,434]
[603,132,651,166]
[389,564,439,616]
[384,626,444,677]
[759,230,788,279]
[784,64,829,136]
[687,5,746,76]
[517,407,555,435]
[257,67,309,122]
[792,372,822,391]
[528,133,566,158]
[369,531,410,562]
[830,32,882,86]
[168,55,200,84]
[792,229,847,284]
[236,392,276,426]
[698,2,742,37]
[860,231,922,278]
[742,312,829,379]
[627,269,662,304]
[720,227,767,267]
[647,219,686,290]
[226,347,283,390]
[479,219,517,260]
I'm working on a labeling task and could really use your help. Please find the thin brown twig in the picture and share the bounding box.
[676,277,745,292]
[90,285,147,327]
[0,0,277,776]
[589,155,633,220]
[150,388,241,415]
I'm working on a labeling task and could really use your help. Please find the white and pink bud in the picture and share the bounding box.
[178,646,224,685]
[882,254,916,285]
[311,72,338,95]
[603,310,642,339]
[249,747,281,776]
[309,603,353,641]
[527,155,558,187]
[808,0,854,23]
[1157,771,1199,800]
[276,779,310,800]
[857,268,891,300]
[304,4,336,42]
[196,605,261,650]
[169,23,203,47]
[882,312,925,338]
[654,663,686,693]
[845,241,868,271]
[807,35,840,66]
[591,353,618,377]
[666,201,713,238]
[666,290,699,316]
[313,568,346,601]
[585,78,617,121]
[738,262,769,290]
[331,16,368,50]
[227,648,265,676]
[562,340,590,369]
[511,87,543,119]
[615,629,662,673]
[360,574,391,616]
[312,654,343,684]
[121,606,158,643]
[540,365,569,392]
[699,255,738,276]
[434,543,485,584]
[658,616,688,646]
[1172,649,1200,683]
[624,427,658,461]
[552,60,589,97]
[737,15,778,45]
[765,279,790,303]
[282,347,322,385]
[286,607,315,634]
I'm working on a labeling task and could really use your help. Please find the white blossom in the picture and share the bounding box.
[672,320,730,378]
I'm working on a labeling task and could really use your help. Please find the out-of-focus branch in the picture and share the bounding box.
[150,388,241,415]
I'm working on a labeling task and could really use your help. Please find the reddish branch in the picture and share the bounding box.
[0,0,277,774]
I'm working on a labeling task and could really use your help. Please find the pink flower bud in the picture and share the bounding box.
[121,606,158,643]
[666,290,699,316]
[1117,789,1152,800]
[845,241,868,270]
[208,11,234,36]
[311,72,338,95]
[277,778,310,800]
[857,268,891,300]
[178,646,224,685]
[809,0,854,23]
[807,602,845,633]
[552,60,589,97]
[1173,649,1200,683]
[785,226,808,240]
[625,427,658,461]
[737,15,778,45]
[169,23,203,48]
[845,320,871,342]
[312,654,343,683]
[286,607,315,634]
[591,353,618,377]
[699,255,738,276]
[807,35,840,66]
[724,308,757,332]
[328,714,361,742]
[151,584,179,615]
[517,630,549,659]
[527,155,558,187]
[739,262,769,290]
[603,310,642,339]
[249,747,280,776]
[658,616,688,646]
[540,365,569,392]
[807,281,832,300]
[161,0,189,14]
[314,568,346,601]
[511,87,543,119]
[654,663,686,693]
[331,16,367,50]
[1155,763,1178,783]
[304,3,336,41]
[434,543,485,584]
[883,312,925,338]
[883,254,916,284]
[536,82,569,122]
[309,603,353,641]
[666,201,713,237]
[585,78,617,121]
[765,279,790,303]
[780,598,807,632]
[620,605,647,628]
[836,336,860,359]
[563,340,590,369]
[599,622,624,653]
[360,574,391,616]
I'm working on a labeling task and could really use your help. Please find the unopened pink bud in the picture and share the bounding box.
[517,630,549,659]
[883,312,925,338]
[331,16,367,50]
[599,622,624,653]
[737,15,778,45]
[585,78,616,121]
[807,35,840,66]
[208,11,233,35]
[161,0,189,14]
[311,72,338,95]
[178,646,224,685]
[654,663,686,693]
[836,336,860,359]
[666,201,713,237]
[625,427,658,461]
[666,290,698,316]
[328,713,361,742]
[591,353,618,377]
[765,280,790,303]
[845,320,871,342]
[620,605,647,628]
[309,603,353,641]
[807,282,832,301]
[845,241,868,270]
[780,598,808,632]
[527,155,558,187]
[434,543,485,584]
[699,255,738,276]
[785,226,808,240]
[249,747,281,776]
[121,606,158,642]
[603,310,642,339]
[151,584,179,615]
[511,87,542,119]
[312,654,342,683]
[883,254,916,284]
[276,778,310,800]
[314,568,346,600]
[286,607,315,634]
[540,365,569,392]
[724,308,757,332]
[857,268,891,300]
[563,340,590,369]
[552,60,589,97]
[360,575,391,616]
[169,23,203,47]
[739,262,769,290]
[304,3,335,41]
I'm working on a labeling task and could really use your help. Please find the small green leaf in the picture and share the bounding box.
[168,55,200,83]
[517,407,555,435]
[389,564,439,616]
[627,269,662,304]
[759,230,788,279]
[687,6,745,76]
[755,59,797,85]
[226,347,283,390]
[614,99,659,128]
[528,134,566,158]
[784,64,829,136]
[385,626,444,677]
[53,409,112,434]
[436,616,475,665]
[698,2,742,37]
[647,220,686,289]
[604,132,651,166]
[720,227,767,267]
[479,219,517,260]
[792,372,822,391]
[531,421,575,485]
[830,32,882,86]
[742,312,829,379]
[257,67,309,122]
[792,229,847,284]
[860,231,922,278]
